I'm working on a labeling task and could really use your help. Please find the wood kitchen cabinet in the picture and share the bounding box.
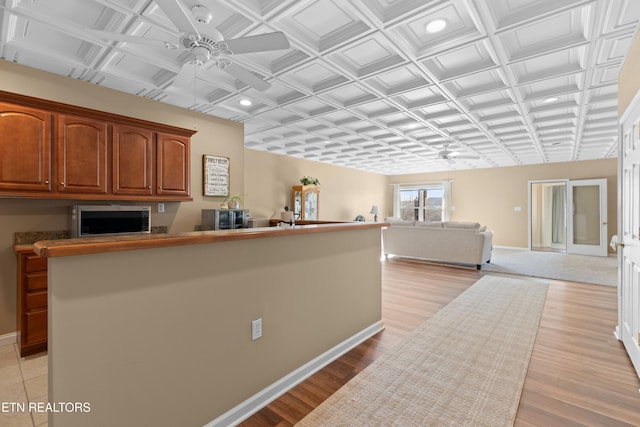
[57,114,109,194]
[113,124,154,196]
[113,127,191,197]
[0,91,195,201]
[157,132,190,197]
[15,248,48,357]
[0,102,52,192]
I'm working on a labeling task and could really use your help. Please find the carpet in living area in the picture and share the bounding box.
[295,275,549,427]
[482,247,617,286]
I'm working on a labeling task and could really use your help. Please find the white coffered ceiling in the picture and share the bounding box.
[1,0,638,175]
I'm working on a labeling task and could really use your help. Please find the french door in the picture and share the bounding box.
[618,92,640,379]
[528,179,607,256]
[566,179,608,257]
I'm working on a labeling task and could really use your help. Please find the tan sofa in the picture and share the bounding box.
[382,219,493,269]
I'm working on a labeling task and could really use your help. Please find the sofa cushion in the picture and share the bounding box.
[392,220,416,227]
[384,217,415,227]
[414,221,444,228]
[443,221,481,230]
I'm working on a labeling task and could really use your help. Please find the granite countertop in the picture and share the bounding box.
[15,230,70,245]
[14,227,170,253]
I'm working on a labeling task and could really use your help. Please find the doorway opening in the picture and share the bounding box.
[530,181,567,253]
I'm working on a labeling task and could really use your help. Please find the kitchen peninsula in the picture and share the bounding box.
[33,222,385,427]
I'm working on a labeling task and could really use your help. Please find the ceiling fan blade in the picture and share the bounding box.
[172,62,197,89]
[451,155,480,159]
[222,62,270,91]
[224,32,290,54]
[90,30,174,48]
[155,0,200,36]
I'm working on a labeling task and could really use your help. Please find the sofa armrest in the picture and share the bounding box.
[479,231,493,262]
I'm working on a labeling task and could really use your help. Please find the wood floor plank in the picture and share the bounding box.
[239,259,640,426]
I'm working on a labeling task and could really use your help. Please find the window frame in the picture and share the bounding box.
[392,181,452,222]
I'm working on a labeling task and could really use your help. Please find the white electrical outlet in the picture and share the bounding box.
[158,203,165,213]
[251,318,262,340]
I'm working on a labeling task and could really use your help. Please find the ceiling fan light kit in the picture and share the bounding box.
[191,4,212,25]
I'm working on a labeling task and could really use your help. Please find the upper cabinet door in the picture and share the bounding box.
[57,114,108,194]
[157,133,190,197]
[112,124,154,196]
[0,103,52,192]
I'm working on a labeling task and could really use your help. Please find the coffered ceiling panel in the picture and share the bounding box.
[1,0,638,175]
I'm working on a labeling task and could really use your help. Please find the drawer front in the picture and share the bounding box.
[25,272,47,291]
[25,254,47,272]
[25,291,47,310]
[23,310,47,345]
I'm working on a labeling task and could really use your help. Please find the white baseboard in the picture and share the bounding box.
[204,321,385,427]
[495,245,619,258]
[0,332,17,348]
[492,245,528,250]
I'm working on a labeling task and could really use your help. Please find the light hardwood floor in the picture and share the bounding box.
[240,258,640,426]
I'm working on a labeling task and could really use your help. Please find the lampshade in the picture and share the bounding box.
[370,205,379,215]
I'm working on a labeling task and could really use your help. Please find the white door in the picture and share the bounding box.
[566,179,608,256]
[618,91,640,379]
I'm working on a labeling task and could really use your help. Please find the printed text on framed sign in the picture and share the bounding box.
[203,155,229,196]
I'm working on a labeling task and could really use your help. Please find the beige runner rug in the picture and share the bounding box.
[296,275,549,426]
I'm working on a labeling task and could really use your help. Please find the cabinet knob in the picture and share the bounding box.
[44,180,49,184]
[148,185,151,189]
[60,182,65,186]
[159,186,163,190]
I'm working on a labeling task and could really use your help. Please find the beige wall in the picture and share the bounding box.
[619,31,640,115]
[243,149,390,221]
[389,159,618,250]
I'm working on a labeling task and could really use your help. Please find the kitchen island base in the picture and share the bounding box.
[39,223,384,427]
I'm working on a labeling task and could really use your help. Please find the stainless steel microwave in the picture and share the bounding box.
[71,205,151,237]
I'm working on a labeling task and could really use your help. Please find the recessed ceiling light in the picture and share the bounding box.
[542,97,559,103]
[239,99,252,106]
[426,19,448,33]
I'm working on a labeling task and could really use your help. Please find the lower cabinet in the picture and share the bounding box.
[16,248,48,356]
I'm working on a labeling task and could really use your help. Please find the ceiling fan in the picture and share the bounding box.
[430,143,480,163]
[91,0,290,91]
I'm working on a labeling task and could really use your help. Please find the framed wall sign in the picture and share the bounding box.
[203,155,230,196]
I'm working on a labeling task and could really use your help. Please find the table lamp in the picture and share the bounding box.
[370,205,379,222]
